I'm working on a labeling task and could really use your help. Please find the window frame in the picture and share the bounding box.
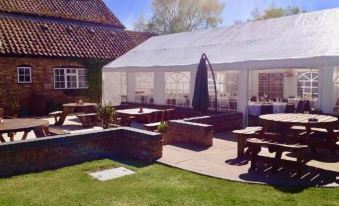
[17,66,32,84]
[258,72,284,99]
[53,68,88,90]
[297,71,319,98]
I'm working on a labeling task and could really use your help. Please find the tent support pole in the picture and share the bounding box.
[202,53,218,111]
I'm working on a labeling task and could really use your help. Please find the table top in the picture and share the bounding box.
[0,118,49,133]
[116,108,160,115]
[259,114,338,125]
[63,103,97,107]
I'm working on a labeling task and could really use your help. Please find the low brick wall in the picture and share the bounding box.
[164,120,213,147]
[163,112,243,147]
[0,128,162,177]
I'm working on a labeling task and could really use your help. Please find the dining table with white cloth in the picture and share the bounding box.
[247,102,288,116]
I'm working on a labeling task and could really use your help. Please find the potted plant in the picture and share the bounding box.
[97,103,115,129]
[157,121,169,145]
[157,121,168,133]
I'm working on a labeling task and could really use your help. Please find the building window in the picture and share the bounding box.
[135,72,154,104]
[297,72,319,98]
[258,73,284,99]
[17,66,32,83]
[53,68,87,89]
[165,72,190,107]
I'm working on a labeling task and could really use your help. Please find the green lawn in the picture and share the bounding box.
[0,159,337,206]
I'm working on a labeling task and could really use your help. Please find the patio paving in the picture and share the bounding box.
[158,132,339,187]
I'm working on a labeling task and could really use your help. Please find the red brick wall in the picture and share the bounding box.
[164,120,214,147]
[0,128,162,177]
[0,57,88,115]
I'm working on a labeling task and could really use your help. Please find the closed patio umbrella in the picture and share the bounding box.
[192,54,217,112]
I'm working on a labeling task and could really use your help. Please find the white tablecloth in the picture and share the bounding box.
[247,102,287,116]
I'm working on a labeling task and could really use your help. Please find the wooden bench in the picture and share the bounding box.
[144,122,162,131]
[76,113,98,128]
[247,138,308,174]
[49,111,63,124]
[47,128,70,136]
[232,127,262,157]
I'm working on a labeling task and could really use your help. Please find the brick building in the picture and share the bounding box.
[0,0,152,115]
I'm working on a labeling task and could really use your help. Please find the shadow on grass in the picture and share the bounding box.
[238,156,339,189]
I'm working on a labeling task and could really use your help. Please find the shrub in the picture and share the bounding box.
[157,121,168,133]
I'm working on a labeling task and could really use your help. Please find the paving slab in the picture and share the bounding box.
[89,167,135,181]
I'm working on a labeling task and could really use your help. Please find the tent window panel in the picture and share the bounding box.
[165,72,190,107]
[120,72,127,102]
[208,71,239,111]
[135,72,154,104]
[297,71,319,98]
[258,73,284,99]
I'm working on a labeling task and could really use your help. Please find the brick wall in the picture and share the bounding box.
[164,120,214,147]
[163,112,243,147]
[0,128,162,177]
[0,57,88,115]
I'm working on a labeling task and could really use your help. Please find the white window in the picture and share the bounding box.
[17,66,32,83]
[208,71,239,111]
[165,72,190,107]
[135,72,154,104]
[297,72,319,98]
[53,68,88,89]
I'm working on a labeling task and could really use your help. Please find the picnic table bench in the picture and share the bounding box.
[247,138,308,174]
[76,113,98,128]
[232,127,263,157]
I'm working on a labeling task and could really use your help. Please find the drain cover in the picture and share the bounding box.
[89,167,135,181]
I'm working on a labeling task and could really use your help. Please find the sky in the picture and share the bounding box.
[103,0,339,29]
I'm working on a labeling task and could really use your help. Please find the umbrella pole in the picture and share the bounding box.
[202,53,218,111]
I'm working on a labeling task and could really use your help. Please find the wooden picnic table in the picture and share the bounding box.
[56,103,97,125]
[116,108,161,124]
[0,118,49,142]
[259,113,338,151]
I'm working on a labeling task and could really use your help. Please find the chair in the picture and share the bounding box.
[250,96,257,102]
[284,104,295,113]
[303,100,311,113]
[260,105,273,115]
[296,101,304,113]
[333,98,339,114]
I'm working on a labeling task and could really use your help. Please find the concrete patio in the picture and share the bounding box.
[158,132,339,187]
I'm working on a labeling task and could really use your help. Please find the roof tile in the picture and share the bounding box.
[0,15,153,59]
[0,0,124,28]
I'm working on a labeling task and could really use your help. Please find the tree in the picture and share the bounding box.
[134,0,224,34]
[250,4,303,21]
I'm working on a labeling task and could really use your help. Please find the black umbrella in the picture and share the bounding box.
[192,53,217,112]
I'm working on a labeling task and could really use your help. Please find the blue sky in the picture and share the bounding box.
[104,0,339,29]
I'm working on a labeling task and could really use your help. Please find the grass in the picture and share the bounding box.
[0,159,337,206]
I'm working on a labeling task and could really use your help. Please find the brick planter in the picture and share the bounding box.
[0,128,162,177]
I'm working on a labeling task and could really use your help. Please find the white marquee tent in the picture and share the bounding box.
[103,8,339,117]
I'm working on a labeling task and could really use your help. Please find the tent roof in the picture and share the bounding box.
[103,8,339,72]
